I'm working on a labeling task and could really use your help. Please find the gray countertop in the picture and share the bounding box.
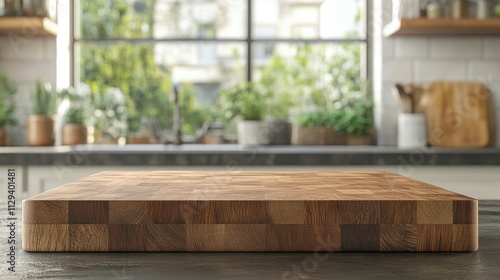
[1,144,500,165]
[1,201,499,280]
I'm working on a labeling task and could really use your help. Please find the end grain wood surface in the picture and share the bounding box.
[23,171,478,252]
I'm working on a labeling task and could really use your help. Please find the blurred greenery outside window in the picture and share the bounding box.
[76,0,368,137]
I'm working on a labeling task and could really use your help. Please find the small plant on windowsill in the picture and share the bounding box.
[219,82,269,145]
[0,72,17,146]
[338,98,375,146]
[27,79,57,146]
[90,87,128,144]
[62,104,88,146]
[293,112,330,145]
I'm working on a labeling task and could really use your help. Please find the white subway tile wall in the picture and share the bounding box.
[394,37,429,58]
[378,0,500,146]
[483,38,500,58]
[468,61,500,81]
[383,38,395,58]
[414,60,467,82]
[382,59,413,82]
[0,37,57,146]
[377,109,399,146]
[381,82,400,109]
[429,37,482,58]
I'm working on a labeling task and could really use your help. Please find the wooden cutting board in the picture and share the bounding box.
[424,81,495,147]
[23,171,478,252]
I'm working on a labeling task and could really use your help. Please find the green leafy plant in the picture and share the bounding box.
[296,112,328,128]
[66,105,86,125]
[91,87,128,139]
[219,83,268,121]
[32,79,56,116]
[0,72,17,128]
[338,99,374,136]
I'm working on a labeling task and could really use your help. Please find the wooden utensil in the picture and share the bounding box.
[424,81,494,148]
[23,171,478,252]
[394,84,412,113]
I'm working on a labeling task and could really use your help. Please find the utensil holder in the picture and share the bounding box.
[398,113,427,148]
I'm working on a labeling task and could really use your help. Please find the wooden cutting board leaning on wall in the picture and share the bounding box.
[423,81,496,148]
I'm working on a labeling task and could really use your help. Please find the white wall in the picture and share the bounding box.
[0,2,70,146]
[0,36,57,146]
[375,0,500,146]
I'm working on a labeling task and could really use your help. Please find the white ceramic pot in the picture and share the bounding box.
[398,113,427,149]
[237,120,268,145]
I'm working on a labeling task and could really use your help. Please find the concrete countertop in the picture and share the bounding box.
[1,144,500,165]
[1,201,499,279]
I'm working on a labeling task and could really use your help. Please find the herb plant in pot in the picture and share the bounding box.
[264,90,294,145]
[292,112,329,145]
[219,83,269,145]
[91,87,128,144]
[0,73,17,146]
[340,99,375,145]
[27,80,56,146]
[325,108,347,145]
[62,105,87,145]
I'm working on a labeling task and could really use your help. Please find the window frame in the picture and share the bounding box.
[70,0,371,91]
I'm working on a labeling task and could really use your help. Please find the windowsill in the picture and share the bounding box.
[0,144,499,165]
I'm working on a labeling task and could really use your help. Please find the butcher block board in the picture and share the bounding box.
[22,171,478,252]
[425,81,495,148]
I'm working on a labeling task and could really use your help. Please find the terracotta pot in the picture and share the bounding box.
[292,126,327,145]
[0,129,7,146]
[128,135,150,144]
[62,124,88,145]
[346,134,374,146]
[27,115,54,146]
[324,128,347,145]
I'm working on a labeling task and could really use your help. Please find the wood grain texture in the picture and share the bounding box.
[23,200,68,224]
[380,225,417,252]
[453,200,478,224]
[109,225,146,251]
[452,224,478,252]
[69,225,108,252]
[417,201,453,224]
[417,225,453,252]
[425,82,494,148]
[23,224,68,252]
[22,171,478,252]
[384,19,500,37]
[341,225,380,251]
[381,201,417,224]
[110,201,147,224]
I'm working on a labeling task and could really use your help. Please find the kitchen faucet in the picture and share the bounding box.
[172,82,183,145]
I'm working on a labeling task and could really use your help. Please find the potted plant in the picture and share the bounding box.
[128,117,151,144]
[326,108,347,145]
[340,98,375,145]
[0,72,17,146]
[27,79,56,146]
[90,87,128,144]
[62,105,87,145]
[261,86,294,145]
[219,83,269,145]
[292,112,329,145]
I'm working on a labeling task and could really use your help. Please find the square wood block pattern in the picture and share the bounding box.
[22,171,478,252]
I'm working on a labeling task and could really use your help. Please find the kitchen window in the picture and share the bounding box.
[72,0,369,139]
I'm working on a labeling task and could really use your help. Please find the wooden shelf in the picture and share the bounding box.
[384,19,500,37]
[0,17,58,37]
